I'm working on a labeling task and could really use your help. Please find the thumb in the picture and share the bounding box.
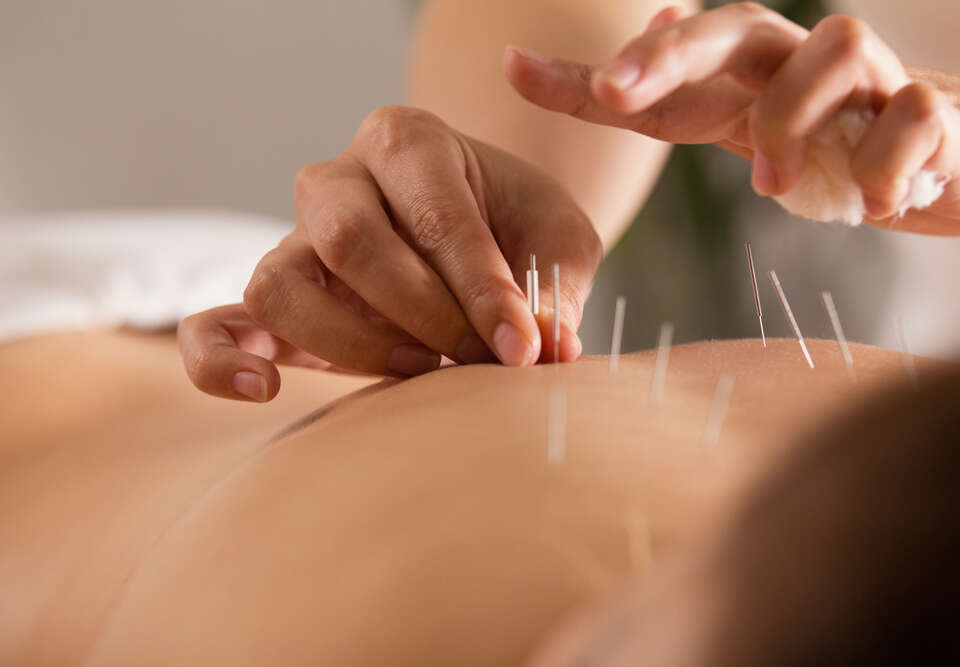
[178,303,331,402]
[178,304,283,402]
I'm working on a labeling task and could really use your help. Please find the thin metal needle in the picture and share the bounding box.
[895,318,919,390]
[553,263,561,363]
[768,270,815,369]
[821,291,855,379]
[702,374,735,448]
[547,386,567,465]
[530,253,540,316]
[648,321,674,405]
[526,269,533,311]
[609,296,627,374]
[745,242,766,348]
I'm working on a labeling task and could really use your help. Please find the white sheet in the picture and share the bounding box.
[0,210,289,342]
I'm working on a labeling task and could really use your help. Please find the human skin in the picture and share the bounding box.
[176,0,694,396]
[2,330,952,666]
[182,2,960,405]
[528,350,960,667]
[408,0,694,248]
[507,3,960,235]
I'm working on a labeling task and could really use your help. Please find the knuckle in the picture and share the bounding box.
[187,348,215,389]
[459,273,513,316]
[293,162,333,209]
[243,262,290,326]
[176,312,197,341]
[313,209,369,272]
[726,2,773,19]
[176,316,206,383]
[407,195,460,256]
[814,15,871,60]
[569,63,594,118]
[357,105,443,158]
[647,26,685,65]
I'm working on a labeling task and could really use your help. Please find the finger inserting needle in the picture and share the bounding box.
[702,373,735,448]
[648,322,674,405]
[821,291,855,379]
[744,242,766,348]
[609,296,626,374]
[768,270,815,369]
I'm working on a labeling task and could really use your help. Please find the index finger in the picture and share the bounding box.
[504,3,807,130]
[592,3,809,114]
[350,106,541,367]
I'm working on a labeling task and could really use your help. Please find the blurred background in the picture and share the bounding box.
[2,0,959,357]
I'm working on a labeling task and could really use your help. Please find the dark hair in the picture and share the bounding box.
[712,364,960,665]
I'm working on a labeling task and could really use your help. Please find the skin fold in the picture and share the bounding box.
[2,330,952,666]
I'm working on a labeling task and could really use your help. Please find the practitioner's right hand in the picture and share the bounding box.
[179,106,602,401]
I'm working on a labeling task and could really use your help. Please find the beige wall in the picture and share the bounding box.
[1,0,416,220]
[834,0,960,72]
[5,0,957,222]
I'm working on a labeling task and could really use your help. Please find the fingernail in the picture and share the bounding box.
[752,152,778,196]
[506,44,552,67]
[493,321,535,367]
[388,344,441,376]
[233,371,267,402]
[599,59,643,92]
[455,333,497,365]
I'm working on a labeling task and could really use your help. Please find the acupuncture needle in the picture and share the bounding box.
[531,254,539,315]
[744,242,766,348]
[648,322,674,405]
[768,270,815,369]
[526,268,533,311]
[895,317,919,390]
[821,291,855,380]
[702,373,735,448]
[547,386,566,465]
[552,263,560,363]
[526,253,539,315]
[609,296,626,374]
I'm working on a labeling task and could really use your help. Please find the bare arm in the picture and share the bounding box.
[408,0,700,252]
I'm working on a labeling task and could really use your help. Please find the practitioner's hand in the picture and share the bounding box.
[505,3,960,234]
[179,106,601,400]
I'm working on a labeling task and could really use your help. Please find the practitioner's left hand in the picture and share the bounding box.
[504,3,960,235]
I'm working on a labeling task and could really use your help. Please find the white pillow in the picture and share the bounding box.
[0,210,289,342]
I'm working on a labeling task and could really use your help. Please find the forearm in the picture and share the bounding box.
[407,0,699,252]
